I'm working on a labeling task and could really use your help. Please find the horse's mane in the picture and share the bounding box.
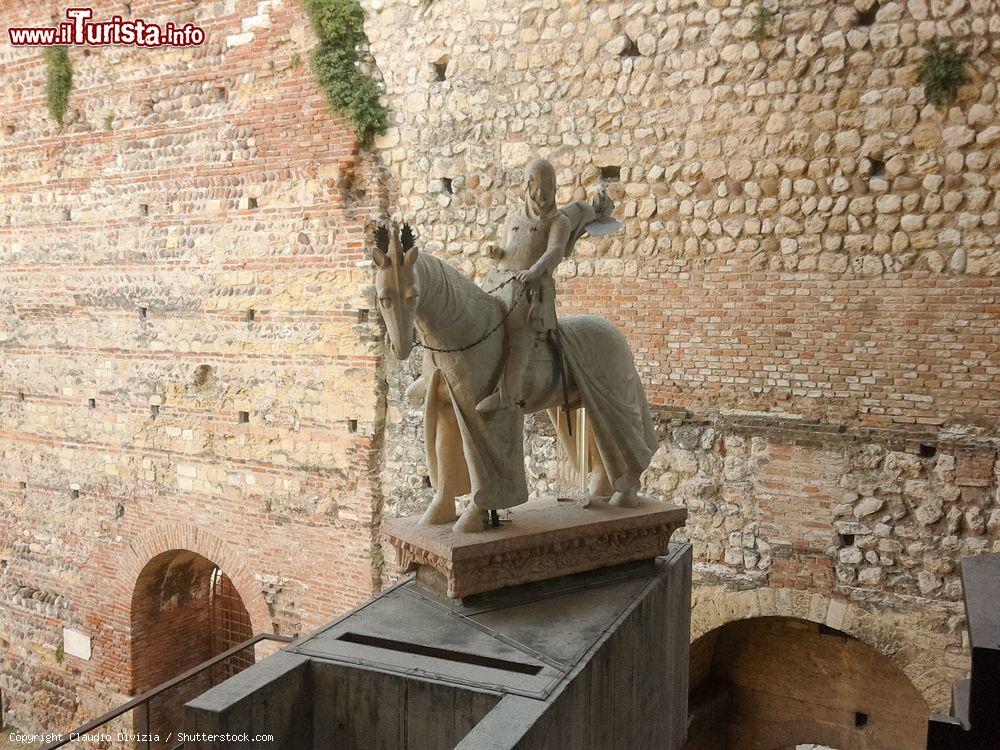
[414,252,502,349]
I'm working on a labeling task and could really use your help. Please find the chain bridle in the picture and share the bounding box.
[413,274,525,354]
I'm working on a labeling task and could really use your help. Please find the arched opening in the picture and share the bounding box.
[130,550,255,744]
[684,617,928,750]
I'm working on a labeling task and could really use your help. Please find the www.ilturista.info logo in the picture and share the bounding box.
[7,7,206,47]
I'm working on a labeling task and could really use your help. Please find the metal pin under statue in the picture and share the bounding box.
[372,157,653,534]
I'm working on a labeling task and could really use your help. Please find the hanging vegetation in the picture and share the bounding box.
[745,1,777,43]
[303,0,388,141]
[918,40,970,106]
[44,46,72,126]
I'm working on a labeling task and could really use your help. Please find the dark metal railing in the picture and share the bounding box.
[40,633,294,750]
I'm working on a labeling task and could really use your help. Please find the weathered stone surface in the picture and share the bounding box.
[942,125,975,149]
[915,500,945,526]
[839,547,864,564]
[854,497,885,518]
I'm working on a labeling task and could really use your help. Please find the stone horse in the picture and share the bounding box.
[372,224,658,533]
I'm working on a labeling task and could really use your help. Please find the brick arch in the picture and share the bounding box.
[690,585,930,689]
[116,522,271,639]
[687,614,930,750]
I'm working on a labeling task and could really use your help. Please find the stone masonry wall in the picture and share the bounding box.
[654,414,997,704]
[367,0,999,426]
[365,0,1000,710]
[0,0,386,733]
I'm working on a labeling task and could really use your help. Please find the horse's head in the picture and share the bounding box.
[372,222,419,360]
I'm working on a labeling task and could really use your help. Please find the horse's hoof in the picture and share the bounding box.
[453,506,488,533]
[419,502,458,526]
[609,489,640,508]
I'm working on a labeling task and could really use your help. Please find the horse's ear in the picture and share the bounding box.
[400,224,416,251]
[399,224,418,268]
[372,225,390,267]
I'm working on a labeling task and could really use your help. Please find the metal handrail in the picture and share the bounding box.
[39,633,294,750]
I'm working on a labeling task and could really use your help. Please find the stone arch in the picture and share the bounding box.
[693,585,864,643]
[685,615,929,750]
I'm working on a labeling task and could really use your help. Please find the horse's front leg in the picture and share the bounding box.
[420,490,458,526]
[419,396,467,526]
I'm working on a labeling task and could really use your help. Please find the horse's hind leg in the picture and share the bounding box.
[610,472,640,508]
[547,407,614,501]
[586,427,614,498]
[420,487,459,526]
[547,406,582,475]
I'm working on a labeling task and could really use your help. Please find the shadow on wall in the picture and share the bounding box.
[685,617,928,750]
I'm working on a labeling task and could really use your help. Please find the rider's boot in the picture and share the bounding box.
[476,329,533,413]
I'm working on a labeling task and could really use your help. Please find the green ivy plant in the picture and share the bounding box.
[745,0,777,43]
[918,40,970,106]
[303,0,387,141]
[44,46,72,126]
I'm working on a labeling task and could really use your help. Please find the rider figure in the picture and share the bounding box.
[404,157,605,412]
[476,158,593,413]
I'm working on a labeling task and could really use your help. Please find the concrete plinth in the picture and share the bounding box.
[382,497,687,598]
[185,544,692,750]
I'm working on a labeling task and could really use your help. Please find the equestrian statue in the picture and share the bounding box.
[372,158,658,533]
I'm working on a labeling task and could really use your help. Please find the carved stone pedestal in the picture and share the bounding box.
[382,497,687,599]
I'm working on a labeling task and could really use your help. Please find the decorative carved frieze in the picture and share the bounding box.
[383,498,687,599]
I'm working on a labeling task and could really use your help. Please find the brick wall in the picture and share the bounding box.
[131,550,217,744]
[660,416,996,708]
[0,0,387,732]
[131,551,216,694]
[558,267,998,426]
